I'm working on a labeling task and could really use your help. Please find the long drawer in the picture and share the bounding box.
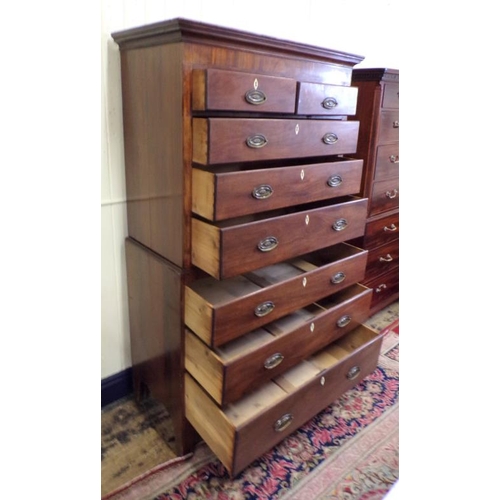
[185,324,383,476]
[193,118,360,165]
[364,239,399,281]
[192,197,368,280]
[185,283,372,405]
[185,243,368,346]
[192,158,363,221]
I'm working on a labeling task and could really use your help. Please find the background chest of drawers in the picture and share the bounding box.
[112,18,384,476]
[349,68,399,315]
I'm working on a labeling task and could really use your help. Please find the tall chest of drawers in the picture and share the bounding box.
[112,18,384,476]
[349,68,399,315]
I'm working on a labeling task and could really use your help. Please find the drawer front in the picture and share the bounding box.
[192,69,297,113]
[297,82,358,116]
[185,284,372,404]
[220,285,372,404]
[192,198,368,280]
[364,268,399,310]
[193,118,360,165]
[370,179,399,216]
[364,212,399,249]
[364,239,399,281]
[378,110,399,143]
[192,158,363,221]
[382,83,399,109]
[186,243,368,346]
[374,144,399,182]
[185,325,383,476]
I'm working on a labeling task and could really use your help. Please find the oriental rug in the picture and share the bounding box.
[102,317,399,500]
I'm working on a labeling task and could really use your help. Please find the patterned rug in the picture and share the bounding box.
[103,319,399,500]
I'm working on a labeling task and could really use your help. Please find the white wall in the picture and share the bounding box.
[101,0,401,379]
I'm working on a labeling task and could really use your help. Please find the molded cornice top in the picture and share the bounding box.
[111,18,364,66]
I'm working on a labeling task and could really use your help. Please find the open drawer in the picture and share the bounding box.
[185,243,368,347]
[185,283,372,405]
[185,323,383,476]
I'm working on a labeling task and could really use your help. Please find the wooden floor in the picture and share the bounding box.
[101,301,399,497]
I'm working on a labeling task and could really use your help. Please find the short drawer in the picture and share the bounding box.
[369,179,399,216]
[374,144,399,182]
[185,243,368,346]
[296,82,358,116]
[185,284,372,405]
[378,111,399,144]
[382,83,399,109]
[364,239,399,282]
[185,324,383,476]
[192,196,368,280]
[363,212,399,249]
[364,268,399,311]
[192,68,297,114]
[193,118,360,165]
[192,158,363,221]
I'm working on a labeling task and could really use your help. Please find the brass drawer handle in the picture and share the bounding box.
[254,301,275,317]
[331,271,346,284]
[337,315,351,328]
[322,97,338,110]
[389,155,399,164]
[332,218,348,231]
[245,89,267,105]
[375,283,387,293]
[393,120,399,128]
[322,133,339,145]
[252,184,274,200]
[257,236,278,252]
[383,224,398,232]
[379,254,393,262]
[346,365,361,380]
[264,353,284,370]
[385,189,398,199]
[274,413,293,432]
[246,134,268,148]
[327,175,343,187]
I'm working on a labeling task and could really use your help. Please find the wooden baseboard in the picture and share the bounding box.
[101,367,133,408]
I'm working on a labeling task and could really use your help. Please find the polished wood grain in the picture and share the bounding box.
[363,210,399,249]
[374,144,399,181]
[185,243,368,346]
[192,158,363,221]
[193,118,360,165]
[185,284,372,405]
[364,239,399,281]
[125,238,196,455]
[363,267,399,314]
[370,179,399,216]
[184,324,382,476]
[378,111,399,144]
[192,197,368,280]
[297,82,358,116]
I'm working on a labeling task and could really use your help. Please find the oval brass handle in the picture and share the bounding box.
[264,353,284,370]
[385,189,398,199]
[274,413,293,432]
[389,155,399,164]
[246,134,268,148]
[257,236,278,252]
[331,271,346,284]
[322,97,338,110]
[252,184,274,200]
[322,133,339,145]
[375,283,387,293]
[245,89,267,105]
[346,366,361,380]
[384,224,398,232]
[337,315,351,328]
[393,120,399,128]
[327,175,343,187]
[379,254,393,262]
[332,218,348,231]
[254,301,275,317]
